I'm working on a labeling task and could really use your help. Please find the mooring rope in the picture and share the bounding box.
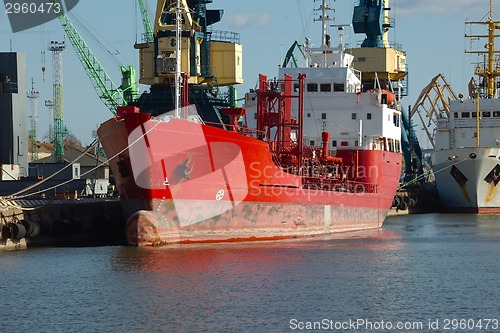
[398,155,469,190]
[2,116,164,201]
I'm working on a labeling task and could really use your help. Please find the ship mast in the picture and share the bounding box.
[466,0,500,98]
[314,0,332,48]
[309,0,335,68]
[483,0,500,98]
[465,0,500,147]
[174,0,181,118]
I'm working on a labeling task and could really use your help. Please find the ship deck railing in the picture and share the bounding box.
[204,121,266,139]
[207,29,240,44]
[443,117,500,129]
[302,176,378,194]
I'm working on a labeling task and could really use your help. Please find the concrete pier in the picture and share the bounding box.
[387,187,440,216]
[1,198,125,250]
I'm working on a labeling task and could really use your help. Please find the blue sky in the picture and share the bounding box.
[1,0,499,147]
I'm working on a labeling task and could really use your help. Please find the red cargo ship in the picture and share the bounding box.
[97,0,403,245]
[98,73,401,245]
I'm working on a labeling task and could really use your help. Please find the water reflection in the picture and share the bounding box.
[111,227,404,273]
[0,214,498,332]
[105,227,407,330]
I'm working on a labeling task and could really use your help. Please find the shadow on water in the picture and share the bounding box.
[387,213,500,241]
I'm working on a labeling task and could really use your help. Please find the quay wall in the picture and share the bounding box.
[1,198,125,250]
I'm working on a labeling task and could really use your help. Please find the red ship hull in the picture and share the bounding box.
[98,112,401,246]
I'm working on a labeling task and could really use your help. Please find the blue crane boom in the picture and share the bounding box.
[401,105,423,183]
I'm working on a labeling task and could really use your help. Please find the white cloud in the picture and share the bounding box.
[227,13,271,28]
[394,0,498,17]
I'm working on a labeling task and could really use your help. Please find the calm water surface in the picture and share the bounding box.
[0,213,499,332]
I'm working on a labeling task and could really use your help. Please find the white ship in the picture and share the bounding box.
[432,0,500,213]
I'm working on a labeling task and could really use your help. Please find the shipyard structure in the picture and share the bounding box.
[0,52,29,179]
[0,52,124,251]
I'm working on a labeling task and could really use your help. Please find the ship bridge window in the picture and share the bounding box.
[310,140,315,146]
[321,113,327,119]
[351,113,357,120]
[472,112,478,118]
[395,140,401,152]
[320,83,331,92]
[294,83,299,92]
[388,139,395,152]
[461,112,470,118]
[482,111,491,117]
[332,140,337,147]
[454,112,458,118]
[493,111,500,117]
[333,83,345,92]
[381,94,388,104]
[367,113,372,120]
[307,83,318,92]
[393,113,400,127]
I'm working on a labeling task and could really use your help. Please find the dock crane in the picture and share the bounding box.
[56,10,139,115]
[132,0,243,122]
[282,41,306,68]
[398,74,458,185]
[411,74,458,149]
[138,0,154,43]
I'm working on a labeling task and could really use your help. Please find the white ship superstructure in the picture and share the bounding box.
[244,0,403,156]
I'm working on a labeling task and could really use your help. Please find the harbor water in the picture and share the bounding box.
[0,213,499,332]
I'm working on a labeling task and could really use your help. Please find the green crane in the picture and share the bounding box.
[138,0,154,43]
[282,41,306,68]
[56,11,139,115]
